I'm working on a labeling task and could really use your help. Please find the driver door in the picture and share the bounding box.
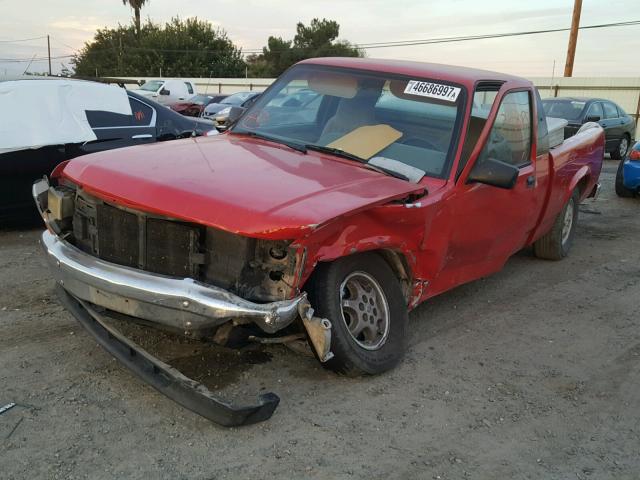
[438,89,541,286]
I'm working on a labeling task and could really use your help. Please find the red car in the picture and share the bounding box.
[35,58,604,425]
[168,94,228,117]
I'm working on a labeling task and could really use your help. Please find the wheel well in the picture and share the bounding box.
[369,249,413,302]
[576,175,591,196]
[304,249,414,303]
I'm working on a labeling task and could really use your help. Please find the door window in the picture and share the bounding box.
[185,82,194,95]
[602,102,619,119]
[86,110,132,128]
[129,98,154,126]
[585,102,604,120]
[457,84,500,177]
[478,91,531,167]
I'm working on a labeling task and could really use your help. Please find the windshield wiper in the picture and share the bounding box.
[305,144,364,163]
[239,131,307,153]
[304,144,410,181]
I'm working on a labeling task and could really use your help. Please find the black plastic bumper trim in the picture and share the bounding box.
[57,286,279,427]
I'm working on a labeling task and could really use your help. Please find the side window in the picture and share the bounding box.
[603,102,618,119]
[129,98,154,126]
[479,91,531,167]
[185,82,194,95]
[616,104,627,117]
[457,84,501,178]
[86,110,132,128]
[585,102,603,120]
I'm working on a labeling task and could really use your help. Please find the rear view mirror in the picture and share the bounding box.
[585,115,600,122]
[467,157,519,189]
[160,89,170,96]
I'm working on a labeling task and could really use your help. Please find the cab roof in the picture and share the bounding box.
[299,57,531,90]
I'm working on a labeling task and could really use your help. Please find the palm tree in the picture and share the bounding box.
[122,0,148,36]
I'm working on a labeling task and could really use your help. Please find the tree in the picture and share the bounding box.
[72,17,246,78]
[122,0,148,36]
[247,18,362,77]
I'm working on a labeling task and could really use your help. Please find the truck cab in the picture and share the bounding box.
[134,79,197,105]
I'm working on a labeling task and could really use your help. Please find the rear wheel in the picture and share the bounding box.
[615,160,635,197]
[533,189,579,260]
[306,252,408,376]
[611,134,630,160]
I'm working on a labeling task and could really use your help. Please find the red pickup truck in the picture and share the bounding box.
[34,58,604,425]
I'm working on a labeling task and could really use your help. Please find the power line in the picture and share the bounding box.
[1,19,639,63]
[0,54,73,63]
[351,19,640,50]
[0,35,47,43]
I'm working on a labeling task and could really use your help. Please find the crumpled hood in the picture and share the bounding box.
[61,134,426,239]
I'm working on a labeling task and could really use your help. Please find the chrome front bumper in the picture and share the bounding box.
[41,231,306,335]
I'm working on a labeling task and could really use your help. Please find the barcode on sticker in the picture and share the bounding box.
[404,81,461,102]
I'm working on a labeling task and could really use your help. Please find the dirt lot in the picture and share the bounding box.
[1,160,639,480]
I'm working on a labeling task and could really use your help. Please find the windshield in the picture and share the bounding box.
[233,64,465,179]
[542,99,586,121]
[139,80,164,92]
[222,92,255,105]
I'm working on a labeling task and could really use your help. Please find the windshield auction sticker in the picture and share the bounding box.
[404,81,461,102]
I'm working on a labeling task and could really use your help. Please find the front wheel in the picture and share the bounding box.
[306,252,408,376]
[533,189,579,260]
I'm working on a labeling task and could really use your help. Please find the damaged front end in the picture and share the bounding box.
[34,177,333,426]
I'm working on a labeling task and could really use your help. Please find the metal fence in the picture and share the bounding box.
[119,75,640,138]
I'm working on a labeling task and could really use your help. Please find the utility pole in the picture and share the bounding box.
[47,34,52,76]
[563,0,582,77]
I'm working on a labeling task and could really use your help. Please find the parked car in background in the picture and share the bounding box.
[169,94,229,117]
[202,91,261,121]
[542,97,635,159]
[35,58,604,425]
[133,79,197,105]
[209,92,261,130]
[1,79,216,222]
[616,140,640,197]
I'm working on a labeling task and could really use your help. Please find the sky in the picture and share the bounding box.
[0,0,638,78]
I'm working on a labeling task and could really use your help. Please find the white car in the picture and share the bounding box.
[134,79,197,105]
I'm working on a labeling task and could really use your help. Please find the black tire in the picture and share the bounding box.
[615,159,635,197]
[306,252,408,376]
[533,189,580,260]
[611,134,630,160]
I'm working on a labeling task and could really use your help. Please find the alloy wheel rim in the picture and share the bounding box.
[339,271,390,350]
[561,199,575,245]
[620,138,628,157]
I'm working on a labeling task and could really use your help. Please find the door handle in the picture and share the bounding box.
[526,175,536,188]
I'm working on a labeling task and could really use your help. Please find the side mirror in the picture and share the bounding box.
[467,157,519,189]
[585,115,600,122]
[160,88,170,96]
[225,106,247,127]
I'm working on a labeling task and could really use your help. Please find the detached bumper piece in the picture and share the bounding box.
[57,287,279,427]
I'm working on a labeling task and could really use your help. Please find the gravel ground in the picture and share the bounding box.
[1,160,638,480]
